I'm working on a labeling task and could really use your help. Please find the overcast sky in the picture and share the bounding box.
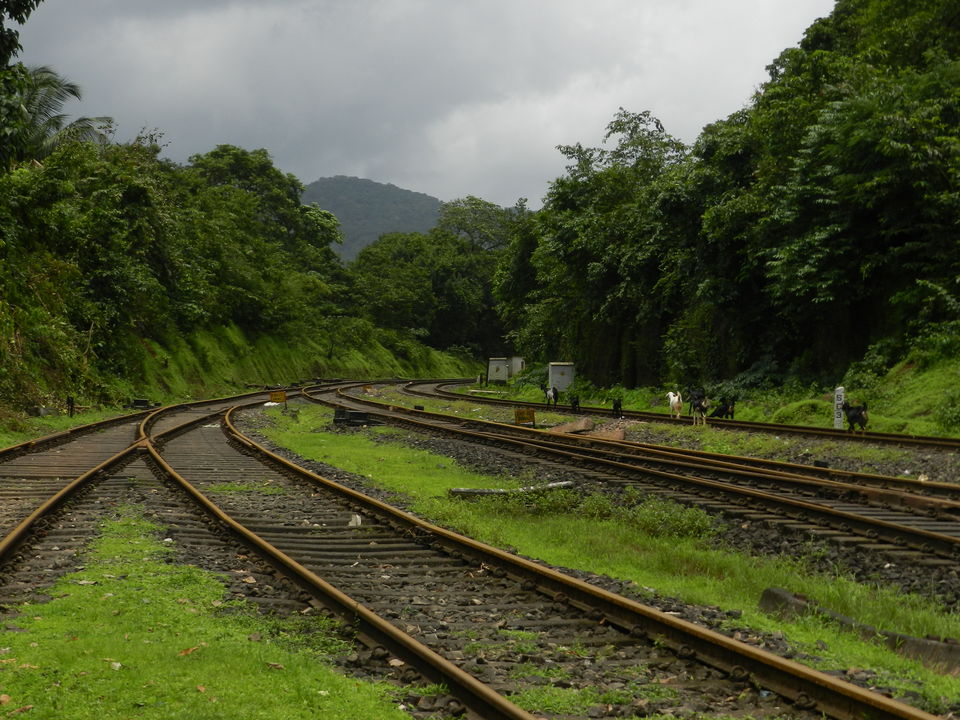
[16,0,835,208]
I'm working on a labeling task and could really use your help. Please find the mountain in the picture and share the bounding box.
[301,176,443,260]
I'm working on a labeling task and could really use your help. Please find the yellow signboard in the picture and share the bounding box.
[269,390,287,403]
[514,408,535,426]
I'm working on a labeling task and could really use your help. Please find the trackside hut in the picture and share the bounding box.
[487,357,510,384]
[548,362,574,391]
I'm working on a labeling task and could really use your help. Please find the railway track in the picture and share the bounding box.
[411,380,960,452]
[311,383,960,572]
[0,383,948,720]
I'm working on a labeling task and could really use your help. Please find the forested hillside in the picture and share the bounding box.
[0,137,475,408]
[1,0,958,421]
[301,176,442,260]
[492,0,960,390]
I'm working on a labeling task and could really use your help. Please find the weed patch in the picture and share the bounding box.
[0,506,411,720]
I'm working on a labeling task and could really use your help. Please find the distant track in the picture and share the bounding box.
[308,381,960,564]
[411,380,960,451]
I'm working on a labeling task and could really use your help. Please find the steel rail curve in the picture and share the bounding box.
[288,383,942,720]
[414,380,960,451]
[0,381,950,720]
[310,384,960,560]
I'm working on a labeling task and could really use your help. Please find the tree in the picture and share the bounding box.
[505,108,687,384]
[5,65,111,168]
[349,228,504,354]
[435,195,513,251]
[188,145,307,249]
[1,0,43,65]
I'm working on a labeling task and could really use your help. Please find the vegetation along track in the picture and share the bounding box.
[292,380,955,718]
[315,382,960,581]
[0,382,946,720]
[415,381,960,452]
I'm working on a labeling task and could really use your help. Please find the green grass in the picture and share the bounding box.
[0,507,414,720]
[206,480,288,496]
[1,320,480,442]
[258,403,960,713]
[265,419,522,498]
[0,407,131,450]
[374,386,570,427]
[467,357,960,438]
[364,384,952,478]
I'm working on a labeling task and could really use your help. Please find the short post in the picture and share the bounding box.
[67,395,75,418]
[834,386,845,429]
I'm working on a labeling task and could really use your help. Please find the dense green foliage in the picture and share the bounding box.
[0,133,479,409]
[0,0,484,413]
[4,0,959,415]
[301,175,441,260]
[493,0,960,390]
[0,1,44,169]
[347,196,517,356]
[4,65,111,168]
[0,1,42,65]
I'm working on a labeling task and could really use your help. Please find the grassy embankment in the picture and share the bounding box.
[0,508,417,719]
[0,322,478,448]
[370,386,947,479]
[474,356,960,438]
[257,401,960,715]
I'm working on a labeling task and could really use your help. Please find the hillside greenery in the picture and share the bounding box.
[0,134,478,416]
[301,175,441,260]
[492,0,960,392]
[2,0,959,433]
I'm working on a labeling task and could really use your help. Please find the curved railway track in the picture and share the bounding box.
[412,380,960,452]
[0,383,948,720]
[312,382,960,572]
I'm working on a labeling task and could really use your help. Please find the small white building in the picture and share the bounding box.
[487,357,510,384]
[509,356,525,376]
[548,362,575,391]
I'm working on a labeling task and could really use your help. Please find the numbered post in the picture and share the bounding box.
[833,386,845,429]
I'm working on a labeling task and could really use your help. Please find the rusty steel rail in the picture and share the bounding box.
[0,382,949,720]
[0,445,139,562]
[1,389,288,563]
[225,394,941,720]
[0,410,150,461]
[304,385,960,558]
[415,380,960,451]
[145,405,537,720]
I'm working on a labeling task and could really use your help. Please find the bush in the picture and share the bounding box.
[909,321,960,369]
[626,497,716,540]
[935,389,960,432]
[771,399,832,426]
[842,341,895,396]
[579,492,617,520]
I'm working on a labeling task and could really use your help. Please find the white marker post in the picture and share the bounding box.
[834,386,845,429]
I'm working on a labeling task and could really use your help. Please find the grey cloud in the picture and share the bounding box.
[17,0,836,207]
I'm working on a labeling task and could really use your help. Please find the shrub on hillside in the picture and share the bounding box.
[771,399,832,427]
[935,389,960,433]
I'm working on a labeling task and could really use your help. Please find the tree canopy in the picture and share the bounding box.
[2,0,959,406]
[492,0,960,389]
